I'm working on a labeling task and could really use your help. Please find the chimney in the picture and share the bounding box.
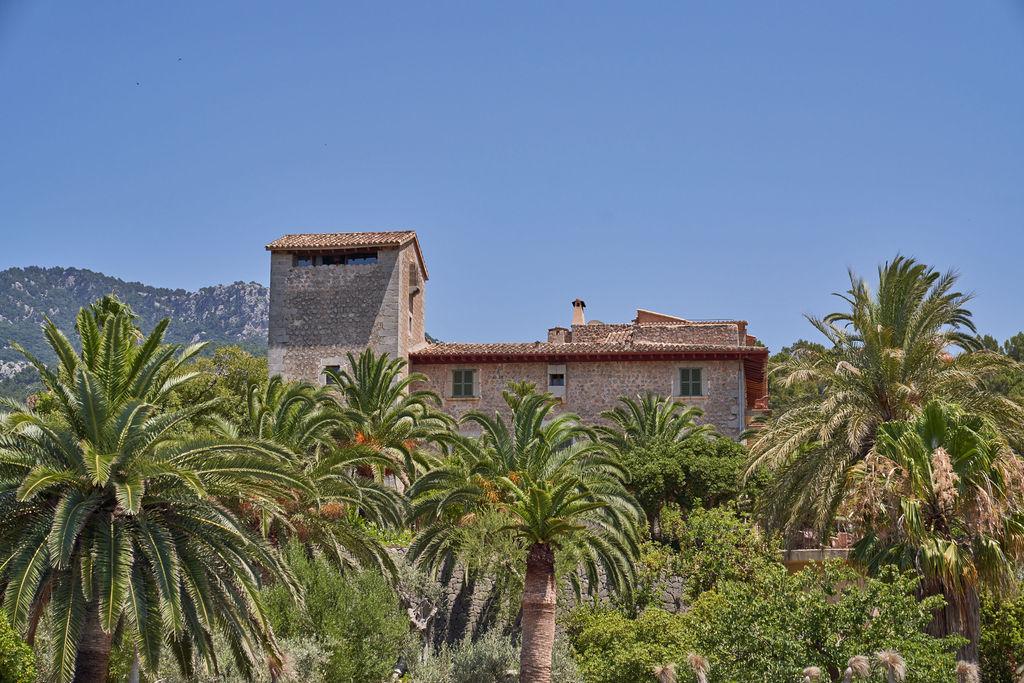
[571,298,586,326]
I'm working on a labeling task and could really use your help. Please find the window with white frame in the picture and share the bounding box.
[678,367,703,397]
[452,369,477,398]
[547,364,566,398]
[323,365,341,385]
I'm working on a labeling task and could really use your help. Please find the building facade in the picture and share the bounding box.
[266,230,768,437]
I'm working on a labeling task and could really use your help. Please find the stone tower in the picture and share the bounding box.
[265,230,428,383]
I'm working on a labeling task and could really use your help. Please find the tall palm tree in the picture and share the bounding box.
[218,376,404,574]
[408,386,642,683]
[846,401,1024,662]
[0,300,304,682]
[746,256,1024,537]
[326,349,450,486]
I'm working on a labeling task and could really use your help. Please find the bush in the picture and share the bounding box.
[683,563,960,683]
[980,590,1024,683]
[264,545,412,683]
[618,436,754,529]
[0,612,34,683]
[661,505,778,601]
[565,563,961,683]
[408,631,580,683]
[564,607,691,683]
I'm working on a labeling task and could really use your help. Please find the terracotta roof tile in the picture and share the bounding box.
[265,230,417,250]
[265,230,428,279]
[410,340,766,359]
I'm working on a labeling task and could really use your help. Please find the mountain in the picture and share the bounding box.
[0,266,269,398]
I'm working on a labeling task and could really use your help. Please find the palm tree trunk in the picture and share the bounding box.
[520,543,556,683]
[73,601,112,683]
[922,580,980,663]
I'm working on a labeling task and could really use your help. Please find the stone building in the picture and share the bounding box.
[267,230,769,437]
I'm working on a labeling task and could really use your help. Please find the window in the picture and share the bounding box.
[452,369,476,398]
[294,251,378,267]
[324,365,341,385]
[547,364,566,398]
[678,368,703,397]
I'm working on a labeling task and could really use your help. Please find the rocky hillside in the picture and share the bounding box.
[0,266,269,398]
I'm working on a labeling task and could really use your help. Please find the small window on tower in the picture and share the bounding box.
[549,373,565,387]
[346,252,378,265]
[320,254,344,266]
[294,254,313,268]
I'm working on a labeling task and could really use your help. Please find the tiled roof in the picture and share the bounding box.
[265,230,427,279]
[265,230,417,250]
[410,341,766,360]
[410,341,770,410]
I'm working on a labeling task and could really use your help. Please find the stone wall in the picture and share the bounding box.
[268,243,424,382]
[411,358,745,437]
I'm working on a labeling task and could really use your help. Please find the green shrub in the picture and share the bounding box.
[683,563,960,683]
[564,607,691,683]
[264,545,412,683]
[980,590,1024,683]
[565,563,961,683]
[661,505,779,601]
[409,631,580,683]
[0,612,34,683]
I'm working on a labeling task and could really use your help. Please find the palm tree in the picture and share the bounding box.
[596,393,711,451]
[326,349,450,486]
[746,256,1024,538]
[219,375,404,574]
[0,300,304,682]
[408,386,642,683]
[846,400,1024,662]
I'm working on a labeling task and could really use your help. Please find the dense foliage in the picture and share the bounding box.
[979,591,1024,683]
[568,563,961,683]
[0,611,35,683]
[264,545,412,683]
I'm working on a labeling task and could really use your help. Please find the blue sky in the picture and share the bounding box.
[1,2,1022,351]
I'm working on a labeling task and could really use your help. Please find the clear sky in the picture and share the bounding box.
[1,2,1022,351]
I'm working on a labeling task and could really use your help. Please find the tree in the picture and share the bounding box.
[408,386,643,683]
[768,339,827,414]
[0,611,34,683]
[683,563,959,683]
[0,299,303,682]
[219,375,404,574]
[595,394,712,532]
[326,350,450,486]
[845,401,1024,663]
[747,256,1024,538]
